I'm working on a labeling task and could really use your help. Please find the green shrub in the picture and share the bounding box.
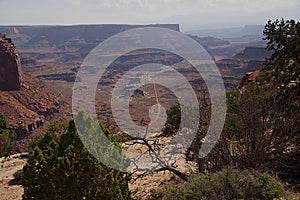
[162,104,181,136]
[22,118,131,200]
[0,113,16,157]
[0,113,8,129]
[157,168,286,200]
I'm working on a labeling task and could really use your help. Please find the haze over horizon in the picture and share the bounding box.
[0,0,299,31]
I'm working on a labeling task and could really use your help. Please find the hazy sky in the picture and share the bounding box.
[0,0,299,31]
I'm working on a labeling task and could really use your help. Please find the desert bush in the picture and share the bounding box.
[162,103,181,136]
[0,113,16,157]
[156,168,286,200]
[22,117,131,200]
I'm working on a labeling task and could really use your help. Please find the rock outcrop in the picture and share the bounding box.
[234,46,272,60]
[0,73,62,140]
[0,35,68,151]
[0,34,23,90]
[238,70,260,91]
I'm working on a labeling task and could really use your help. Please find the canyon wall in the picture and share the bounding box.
[0,34,23,90]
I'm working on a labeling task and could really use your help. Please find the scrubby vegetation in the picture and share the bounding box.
[0,113,16,157]
[157,18,300,199]
[162,103,181,136]
[154,168,286,200]
[22,118,131,200]
[199,19,300,184]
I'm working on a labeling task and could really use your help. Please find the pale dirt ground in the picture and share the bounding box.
[125,136,198,199]
[128,156,198,200]
[0,154,26,200]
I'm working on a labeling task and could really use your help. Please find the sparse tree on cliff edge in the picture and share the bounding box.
[264,19,300,69]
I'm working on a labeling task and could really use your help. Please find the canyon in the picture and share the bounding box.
[0,24,272,151]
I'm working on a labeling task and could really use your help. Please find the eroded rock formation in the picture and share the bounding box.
[0,34,23,90]
[0,34,67,151]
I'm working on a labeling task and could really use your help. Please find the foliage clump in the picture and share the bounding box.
[155,168,286,200]
[195,19,300,186]
[160,18,300,192]
[162,103,181,136]
[0,113,16,157]
[22,117,131,200]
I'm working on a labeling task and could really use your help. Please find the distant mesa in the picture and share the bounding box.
[0,24,270,92]
[0,24,180,47]
[234,46,272,60]
[0,33,23,90]
[0,24,180,83]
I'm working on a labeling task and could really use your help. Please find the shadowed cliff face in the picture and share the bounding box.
[0,34,23,90]
[0,34,69,152]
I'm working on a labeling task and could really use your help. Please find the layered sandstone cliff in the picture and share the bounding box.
[0,34,67,151]
[0,33,23,90]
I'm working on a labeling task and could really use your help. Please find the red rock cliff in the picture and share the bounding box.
[0,34,69,152]
[0,33,23,90]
